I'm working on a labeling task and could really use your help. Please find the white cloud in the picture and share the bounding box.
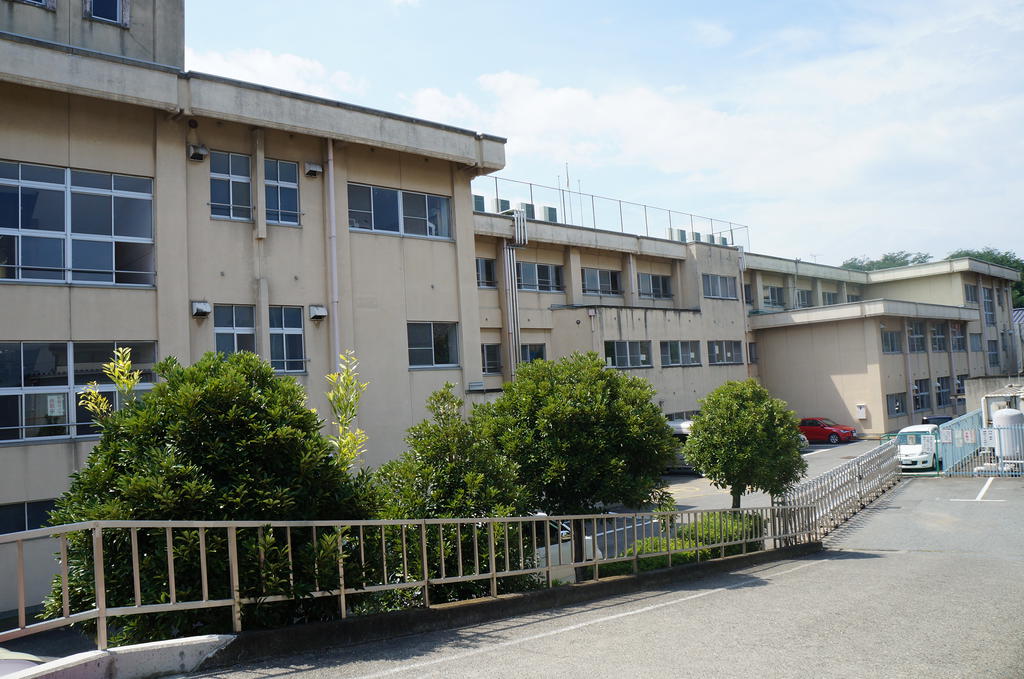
[404,2,1024,261]
[690,20,734,47]
[184,47,366,99]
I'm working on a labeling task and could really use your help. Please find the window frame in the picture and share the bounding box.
[604,340,652,369]
[520,343,547,363]
[347,182,452,240]
[886,392,907,418]
[213,304,257,355]
[582,267,622,295]
[209,151,253,222]
[970,333,983,353]
[638,272,672,299]
[476,258,497,289]
[796,289,812,308]
[881,330,902,354]
[660,340,700,367]
[907,321,926,353]
[763,285,784,307]
[481,343,502,374]
[268,305,306,373]
[702,273,738,300]
[707,340,743,365]
[0,160,155,286]
[936,376,952,408]
[822,291,838,306]
[264,158,300,226]
[951,323,966,352]
[930,323,947,352]
[913,378,932,412]
[85,0,128,27]
[982,287,996,326]
[517,262,563,292]
[407,322,459,368]
[964,284,978,304]
[987,339,999,367]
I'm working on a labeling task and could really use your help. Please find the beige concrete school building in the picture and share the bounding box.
[1,0,1021,609]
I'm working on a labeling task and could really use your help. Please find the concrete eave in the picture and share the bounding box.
[864,258,1021,284]
[749,299,980,330]
[742,252,869,283]
[473,213,691,259]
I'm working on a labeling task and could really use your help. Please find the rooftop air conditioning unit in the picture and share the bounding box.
[719,236,728,246]
[473,194,486,212]
[669,227,687,242]
[491,197,511,213]
[706,233,716,244]
[517,202,536,220]
[692,231,702,242]
[542,205,558,222]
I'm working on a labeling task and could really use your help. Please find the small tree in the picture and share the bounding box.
[45,350,377,645]
[683,379,806,508]
[479,352,678,515]
[841,251,931,271]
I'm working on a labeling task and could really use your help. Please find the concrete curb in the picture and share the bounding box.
[6,635,232,679]
[200,542,822,670]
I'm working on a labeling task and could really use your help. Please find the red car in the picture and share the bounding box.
[799,417,858,444]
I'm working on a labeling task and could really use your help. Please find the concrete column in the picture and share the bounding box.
[784,274,797,310]
[451,167,483,388]
[838,281,849,303]
[623,253,639,306]
[811,278,823,307]
[672,259,686,307]
[251,128,270,359]
[751,270,764,312]
[563,247,583,305]
[332,143,355,354]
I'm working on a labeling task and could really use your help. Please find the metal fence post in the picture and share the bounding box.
[420,521,430,608]
[92,527,107,649]
[226,527,241,633]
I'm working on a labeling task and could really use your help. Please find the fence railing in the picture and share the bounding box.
[0,506,816,649]
[471,175,752,249]
[937,410,1024,476]
[773,439,900,535]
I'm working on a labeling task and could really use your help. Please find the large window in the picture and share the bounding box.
[702,273,738,300]
[582,268,621,295]
[747,342,759,364]
[796,289,812,308]
[0,499,56,535]
[708,340,743,365]
[951,323,966,352]
[881,330,902,354]
[214,305,256,354]
[210,151,252,221]
[408,322,458,367]
[0,341,155,442]
[517,262,563,292]
[660,340,700,367]
[348,183,451,239]
[264,159,299,225]
[907,321,926,353]
[638,273,672,299]
[970,333,983,352]
[987,340,999,367]
[87,0,125,25]
[763,285,784,307]
[822,291,838,306]
[847,294,863,303]
[886,392,907,418]
[604,341,652,368]
[481,344,502,374]
[936,376,952,408]
[930,323,947,352]
[982,287,995,326]
[964,284,978,304]
[520,344,546,362]
[913,378,931,412]
[956,374,967,394]
[0,160,154,285]
[269,306,305,373]
[476,258,496,288]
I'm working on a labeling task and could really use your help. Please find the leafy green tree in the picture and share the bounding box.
[683,379,806,508]
[45,350,377,645]
[946,247,1024,307]
[375,383,528,520]
[479,352,678,515]
[841,251,932,271]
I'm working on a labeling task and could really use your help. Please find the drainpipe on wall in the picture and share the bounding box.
[326,138,341,368]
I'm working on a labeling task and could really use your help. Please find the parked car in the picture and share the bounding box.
[798,417,858,444]
[921,415,953,426]
[895,424,940,470]
[665,418,698,474]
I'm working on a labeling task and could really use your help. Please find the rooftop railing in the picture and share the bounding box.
[471,175,752,250]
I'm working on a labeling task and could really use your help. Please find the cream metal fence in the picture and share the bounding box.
[0,506,816,649]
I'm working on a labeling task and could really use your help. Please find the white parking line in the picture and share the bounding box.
[950,477,1005,502]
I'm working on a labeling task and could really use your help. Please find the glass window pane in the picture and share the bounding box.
[213,305,233,327]
[24,392,68,437]
[403,192,427,218]
[91,0,119,20]
[0,185,17,229]
[216,333,235,354]
[0,344,20,387]
[285,334,303,361]
[234,305,255,328]
[71,170,111,189]
[23,343,68,386]
[71,193,112,235]
[409,347,434,366]
[372,188,400,232]
[404,217,428,235]
[0,503,26,534]
[283,307,302,328]
[349,211,371,229]
[21,188,65,231]
[26,500,56,530]
[113,175,152,194]
[433,323,456,364]
[21,164,64,184]
[407,323,432,349]
[21,236,63,280]
[236,333,255,353]
[279,162,297,184]
[0,161,16,180]
[264,159,278,182]
[348,184,371,212]
[230,154,250,177]
[72,240,113,282]
[427,196,450,237]
[232,205,251,221]
[270,334,284,362]
[113,197,152,238]
[0,235,16,280]
[211,178,230,209]
[74,341,116,384]
[265,186,279,211]
[117,342,156,382]
[210,152,230,175]
[76,392,106,435]
[279,187,298,213]
[114,242,154,285]
[269,306,283,328]
[232,181,251,208]
[0,394,19,441]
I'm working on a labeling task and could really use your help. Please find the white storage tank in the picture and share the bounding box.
[992,408,1024,462]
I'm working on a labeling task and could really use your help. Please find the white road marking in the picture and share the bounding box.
[802,447,838,457]
[351,559,828,679]
[950,477,1005,502]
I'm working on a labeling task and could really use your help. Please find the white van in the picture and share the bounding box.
[895,424,939,470]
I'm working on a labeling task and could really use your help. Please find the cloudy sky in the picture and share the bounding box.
[185,0,1024,265]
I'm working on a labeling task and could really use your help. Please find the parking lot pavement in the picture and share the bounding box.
[194,477,1024,679]
[664,438,881,510]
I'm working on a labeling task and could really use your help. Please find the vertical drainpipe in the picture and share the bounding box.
[326,138,341,369]
[902,317,915,425]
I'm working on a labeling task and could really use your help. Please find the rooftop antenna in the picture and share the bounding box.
[564,162,574,224]
[808,253,822,263]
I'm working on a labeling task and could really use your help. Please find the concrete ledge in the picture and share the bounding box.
[6,635,231,679]
[201,542,821,670]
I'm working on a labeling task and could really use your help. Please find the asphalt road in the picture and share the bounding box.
[193,476,1024,678]
[665,438,881,510]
